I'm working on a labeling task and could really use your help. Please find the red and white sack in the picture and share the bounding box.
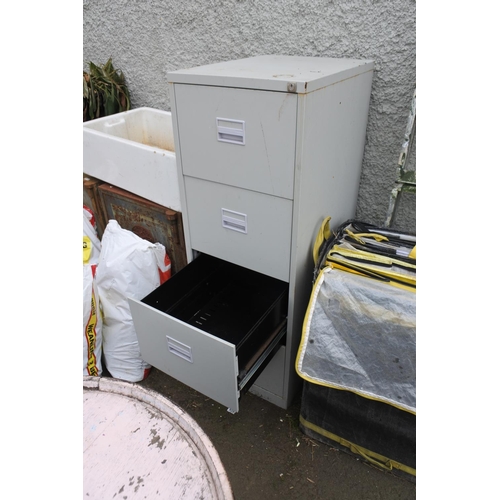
[95,220,171,382]
[83,206,103,376]
[83,264,103,376]
[83,205,101,266]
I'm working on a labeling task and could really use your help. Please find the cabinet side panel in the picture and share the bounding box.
[285,70,374,404]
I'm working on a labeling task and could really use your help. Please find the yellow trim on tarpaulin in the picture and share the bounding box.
[295,266,416,415]
[312,216,332,266]
[298,369,416,415]
[328,244,416,271]
[326,261,416,292]
[299,415,416,477]
[344,228,389,243]
[295,266,326,379]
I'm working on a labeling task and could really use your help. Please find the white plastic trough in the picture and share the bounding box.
[83,107,181,212]
[83,377,233,499]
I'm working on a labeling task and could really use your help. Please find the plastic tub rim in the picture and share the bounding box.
[83,376,234,500]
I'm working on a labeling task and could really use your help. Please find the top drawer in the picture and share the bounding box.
[174,84,297,200]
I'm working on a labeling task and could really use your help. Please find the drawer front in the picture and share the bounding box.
[129,298,241,412]
[185,177,292,282]
[175,84,297,199]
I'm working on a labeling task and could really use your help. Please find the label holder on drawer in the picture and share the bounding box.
[216,117,245,145]
[166,336,193,363]
[221,208,248,234]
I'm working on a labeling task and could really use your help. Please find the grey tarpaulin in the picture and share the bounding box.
[296,266,416,414]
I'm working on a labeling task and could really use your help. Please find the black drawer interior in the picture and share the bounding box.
[141,253,288,379]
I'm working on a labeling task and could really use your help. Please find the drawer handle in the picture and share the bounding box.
[166,336,193,363]
[216,118,245,145]
[221,208,247,234]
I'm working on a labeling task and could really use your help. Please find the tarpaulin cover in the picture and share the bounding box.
[296,266,416,414]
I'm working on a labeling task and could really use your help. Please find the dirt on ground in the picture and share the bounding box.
[136,367,416,500]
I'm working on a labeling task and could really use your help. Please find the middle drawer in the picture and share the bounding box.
[184,176,293,282]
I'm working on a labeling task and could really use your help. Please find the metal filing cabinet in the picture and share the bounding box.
[129,55,374,413]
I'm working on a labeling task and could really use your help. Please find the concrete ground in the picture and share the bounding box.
[135,367,416,500]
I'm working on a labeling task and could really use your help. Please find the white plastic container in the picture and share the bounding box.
[83,377,233,499]
[83,107,181,211]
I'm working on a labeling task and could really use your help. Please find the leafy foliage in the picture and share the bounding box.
[83,58,131,121]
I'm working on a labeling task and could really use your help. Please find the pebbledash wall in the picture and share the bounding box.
[83,0,416,233]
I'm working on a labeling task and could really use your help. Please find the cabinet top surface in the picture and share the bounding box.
[167,55,374,93]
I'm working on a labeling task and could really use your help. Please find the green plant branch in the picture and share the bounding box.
[83,58,131,121]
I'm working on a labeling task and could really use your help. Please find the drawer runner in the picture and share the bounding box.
[238,319,287,393]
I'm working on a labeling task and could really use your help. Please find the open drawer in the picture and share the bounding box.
[128,253,288,413]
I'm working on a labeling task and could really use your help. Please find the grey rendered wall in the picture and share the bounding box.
[83,0,416,233]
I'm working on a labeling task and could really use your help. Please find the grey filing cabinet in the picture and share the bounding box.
[129,55,374,413]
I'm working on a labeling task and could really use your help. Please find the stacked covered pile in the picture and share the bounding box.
[296,218,416,480]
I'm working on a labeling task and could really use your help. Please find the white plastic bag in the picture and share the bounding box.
[96,220,171,382]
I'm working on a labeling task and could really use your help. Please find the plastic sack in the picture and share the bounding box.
[83,205,101,266]
[83,205,103,376]
[83,264,103,376]
[95,220,171,382]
